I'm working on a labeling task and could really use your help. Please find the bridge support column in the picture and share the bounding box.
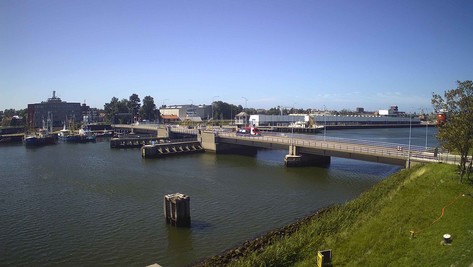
[200,131,257,155]
[157,126,169,138]
[164,193,191,227]
[285,144,331,167]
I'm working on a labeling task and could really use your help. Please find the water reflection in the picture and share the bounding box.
[165,225,195,266]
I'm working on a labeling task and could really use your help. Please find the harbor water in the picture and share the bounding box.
[0,127,437,266]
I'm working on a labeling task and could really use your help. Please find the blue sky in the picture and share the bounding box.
[1,0,472,112]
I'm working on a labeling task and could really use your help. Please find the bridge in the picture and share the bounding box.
[113,124,199,138]
[112,124,457,168]
[201,131,444,168]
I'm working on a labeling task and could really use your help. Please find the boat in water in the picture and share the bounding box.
[24,129,57,147]
[58,124,96,143]
[78,127,96,142]
[58,124,76,142]
[24,115,57,147]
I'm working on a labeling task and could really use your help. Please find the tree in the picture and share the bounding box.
[245,108,257,115]
[266,107,282,115]
[432,80,473,182]
[1,117,11,127]
[1,109,26,126]
[104,97,120,123]
[140,96,156,121]
[104,97,130,123]
[3,109,16,118]
[212,101,243,120]
[128,94,141,122]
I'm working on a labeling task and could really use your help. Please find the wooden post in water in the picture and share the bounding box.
[164,193,191,227]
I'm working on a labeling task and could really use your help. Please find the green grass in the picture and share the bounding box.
[217,164,473,267]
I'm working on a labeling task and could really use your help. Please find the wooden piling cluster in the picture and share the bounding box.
[141,140,203,158]
[164,193,191,227]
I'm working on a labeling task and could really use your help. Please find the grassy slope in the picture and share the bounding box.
[227,164,473,267]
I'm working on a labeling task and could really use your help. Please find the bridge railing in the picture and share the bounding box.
[263,132,433,153]
[169,127,199,135]
[113,124,159,130]
[217,132,439,161]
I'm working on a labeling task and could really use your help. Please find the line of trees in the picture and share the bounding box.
[104,94,159,124]
[102,95,337,124]
[1,109,27,127]
[209,104,334,120]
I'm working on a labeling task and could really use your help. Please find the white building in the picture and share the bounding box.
[379,105,399,116]
[314,115,419,125]
[160,104,211,121]
[248,114,309,127]
[247,113,420,127]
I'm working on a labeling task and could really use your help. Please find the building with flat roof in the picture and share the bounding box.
[27,91,84,128]
[248,114,308,127]
[160,104,211,122]
[247,113,420,127]
[379,105,400,116]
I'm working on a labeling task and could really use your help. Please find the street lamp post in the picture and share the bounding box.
[212,96,219,124]
[425,121,428,149]
[407,113,412,168]
[242,97,248,110]
[242,97,248,126]
[323,105,327,141]
[291,114,294,137]
[188,99,194,121]
[424,111,429,150]
[420,107,429,149]
[162,99,169,108]
[159,99,169,125]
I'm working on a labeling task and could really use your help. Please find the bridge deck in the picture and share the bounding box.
[113,124,458,166]
[216,132,439,166]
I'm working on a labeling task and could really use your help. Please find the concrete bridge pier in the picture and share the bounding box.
[284,144,331,167]
[157,126,170,138]
[200,131,257,155]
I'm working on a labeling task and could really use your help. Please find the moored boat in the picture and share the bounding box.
[24,129,57,147]
[78,127,96,142]
[58,124,73,141]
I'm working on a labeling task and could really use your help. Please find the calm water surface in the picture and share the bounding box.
[0,127,437,266]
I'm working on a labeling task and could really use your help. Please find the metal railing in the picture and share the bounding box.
[169,127,199,135]
[216,132,441,163]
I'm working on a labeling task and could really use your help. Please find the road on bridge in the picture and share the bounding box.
[215,131,443,166]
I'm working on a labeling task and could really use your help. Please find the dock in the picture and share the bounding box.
[0,133,25,144]
[141,139,203,158]
[110,134,162,148]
